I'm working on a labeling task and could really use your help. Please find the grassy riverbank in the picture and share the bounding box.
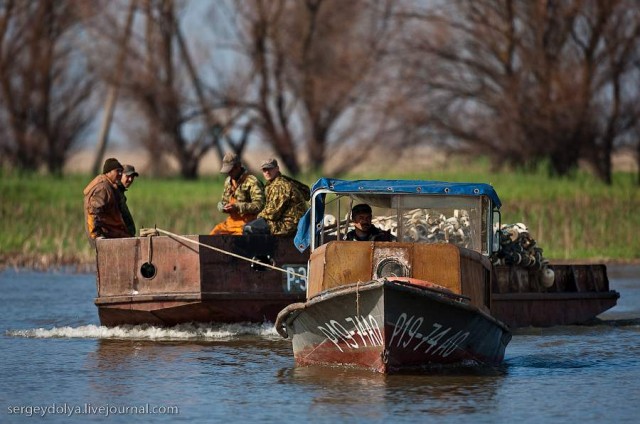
[1,160,639,270]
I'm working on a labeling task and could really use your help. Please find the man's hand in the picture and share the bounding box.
[223,204,238,213]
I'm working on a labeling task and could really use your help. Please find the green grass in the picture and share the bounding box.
[0,173,229,268]
[1,160,638,269]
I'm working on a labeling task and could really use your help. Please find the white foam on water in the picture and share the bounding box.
[6,322,279,340]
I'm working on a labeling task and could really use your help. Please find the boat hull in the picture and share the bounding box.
[492,264,620,327]
[94,235,308,326]
[277,279,511,374]
[94,235,619,328]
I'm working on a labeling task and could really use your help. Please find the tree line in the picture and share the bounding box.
[1,0,638,184]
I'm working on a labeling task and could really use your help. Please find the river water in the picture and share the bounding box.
[1,265,639,423]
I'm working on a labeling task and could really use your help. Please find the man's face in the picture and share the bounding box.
[353,212,372,233]
[106,168,123,184]
[262,166,279,182]
[227,164,242,179]
[121,173,136,188]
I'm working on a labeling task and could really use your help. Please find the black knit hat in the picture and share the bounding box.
[103,158,123,174]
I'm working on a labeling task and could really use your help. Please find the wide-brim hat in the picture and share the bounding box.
[220,152,240,173]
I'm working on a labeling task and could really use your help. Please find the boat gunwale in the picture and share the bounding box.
[95,291,305,305]
[492,291,620,301]
[275,278,510,338]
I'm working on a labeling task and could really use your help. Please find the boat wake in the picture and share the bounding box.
[6,322,280,341]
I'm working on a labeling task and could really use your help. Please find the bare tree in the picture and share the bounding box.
[83,0,244,179]
[396,0,640,183]
[0,0,97,175]
[89,0,136,176]
[217,0,398,175]
[134,0,218,179]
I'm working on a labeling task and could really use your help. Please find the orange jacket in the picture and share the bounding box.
[83,174,130,240]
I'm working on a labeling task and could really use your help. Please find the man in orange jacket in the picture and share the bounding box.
[210,152,265,235]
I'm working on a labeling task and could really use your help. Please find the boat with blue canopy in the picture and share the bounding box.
[276,178,512,373]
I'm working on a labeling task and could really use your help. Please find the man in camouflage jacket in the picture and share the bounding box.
[210,152,265,235]
[257,158,310,236]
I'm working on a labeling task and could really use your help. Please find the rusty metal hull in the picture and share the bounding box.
[94,235,619,328]
[94,235,308,326]
[492,264,620,327]
[276,279,511,374]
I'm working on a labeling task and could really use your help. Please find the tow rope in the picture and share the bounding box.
[140,227,307,280]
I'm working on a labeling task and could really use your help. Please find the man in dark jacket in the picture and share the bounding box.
[117,164,139,237]
[344,203,393,241]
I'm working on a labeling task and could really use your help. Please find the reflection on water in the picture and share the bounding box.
[82,335,296,399]
[279,365,505,417]
[384,374,505,416]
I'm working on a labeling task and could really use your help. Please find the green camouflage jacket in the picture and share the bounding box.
[258,175,310,236]
[221,169,265,216]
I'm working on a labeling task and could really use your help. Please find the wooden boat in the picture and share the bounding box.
[275,178,513,373]
[94,234,307,327]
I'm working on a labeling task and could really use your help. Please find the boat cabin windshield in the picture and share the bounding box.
[316,193,493,254]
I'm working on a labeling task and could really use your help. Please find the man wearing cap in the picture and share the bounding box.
[83,158,130,245]
[249,157,310,236]
[344,203,393,241]
[117,164,139,237]
[210,152,265,235]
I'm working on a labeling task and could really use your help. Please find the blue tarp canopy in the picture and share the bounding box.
[294,178,501,252]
